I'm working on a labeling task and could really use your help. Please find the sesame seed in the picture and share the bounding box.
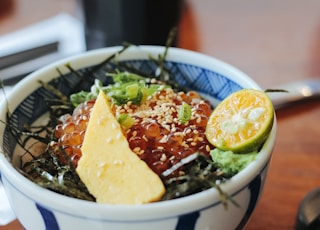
[160,154,167,161]
[181,141,189,148]
[159,135,168,143]
[185,128,192,134]
[142,135,148,142]
[191,142,197,146]
[163,124,171,131]
[173,131,184,136]
[133,147,141,153]
[139,150,145,155]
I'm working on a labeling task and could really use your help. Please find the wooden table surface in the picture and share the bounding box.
[1,0,320,229]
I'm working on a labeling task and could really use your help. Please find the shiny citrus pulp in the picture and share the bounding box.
[205,89,274,153]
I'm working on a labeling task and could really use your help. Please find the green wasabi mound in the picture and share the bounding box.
[210,148,258,176]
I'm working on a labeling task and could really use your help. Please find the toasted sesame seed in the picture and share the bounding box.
[185,128,192,134]
[173,131,184,136]
[181,141,189,148]
[160,154,167,161]
[142,135,148,142]
[139,150,145,155]
[163,124,171,131]
[191,142,197,146]
[159,135,168,143]
[133,147,141,153]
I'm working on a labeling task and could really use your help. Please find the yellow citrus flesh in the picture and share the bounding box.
[205,89,274,153]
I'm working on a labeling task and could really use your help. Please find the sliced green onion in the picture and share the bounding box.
[117,114,135,129]
[179,102,192,124]
[126,83,139,99]
[70,91,90,107]
[140,87,149,104]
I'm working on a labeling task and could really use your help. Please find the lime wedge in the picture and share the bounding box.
[205,89,274,153]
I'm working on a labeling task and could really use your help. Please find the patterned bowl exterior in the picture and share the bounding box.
[0,46,276,230]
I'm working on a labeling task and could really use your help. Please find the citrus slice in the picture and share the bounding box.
[205,89,274,153]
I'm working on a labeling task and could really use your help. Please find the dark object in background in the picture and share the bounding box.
[295,187,320,230]
[80,0,183,50]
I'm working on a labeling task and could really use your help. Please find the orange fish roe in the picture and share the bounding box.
[51,100,95,166]
[51,88,214,177]
[119,88,214,177]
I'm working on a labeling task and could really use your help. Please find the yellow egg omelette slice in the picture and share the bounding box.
[76,91,165,204]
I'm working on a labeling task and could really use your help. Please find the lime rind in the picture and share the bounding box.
[205,89,274,153]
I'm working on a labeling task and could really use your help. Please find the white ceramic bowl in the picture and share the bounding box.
[0,46,276,230]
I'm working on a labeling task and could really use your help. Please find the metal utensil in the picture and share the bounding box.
[267,79,320,110]
[295,187,320,230]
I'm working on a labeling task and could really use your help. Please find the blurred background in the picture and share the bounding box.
[1,0,320,229]
[1,0,320,88]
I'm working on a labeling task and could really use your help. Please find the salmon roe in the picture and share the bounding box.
[50,88,214,177]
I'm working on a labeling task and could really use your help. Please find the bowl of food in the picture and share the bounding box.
[0,45,276,230]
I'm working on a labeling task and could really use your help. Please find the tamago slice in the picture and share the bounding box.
[205,89,274,153]
[76,91,165,204]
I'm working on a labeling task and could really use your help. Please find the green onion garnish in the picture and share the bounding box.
[179,102,192,124]
[117,114,135,128]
